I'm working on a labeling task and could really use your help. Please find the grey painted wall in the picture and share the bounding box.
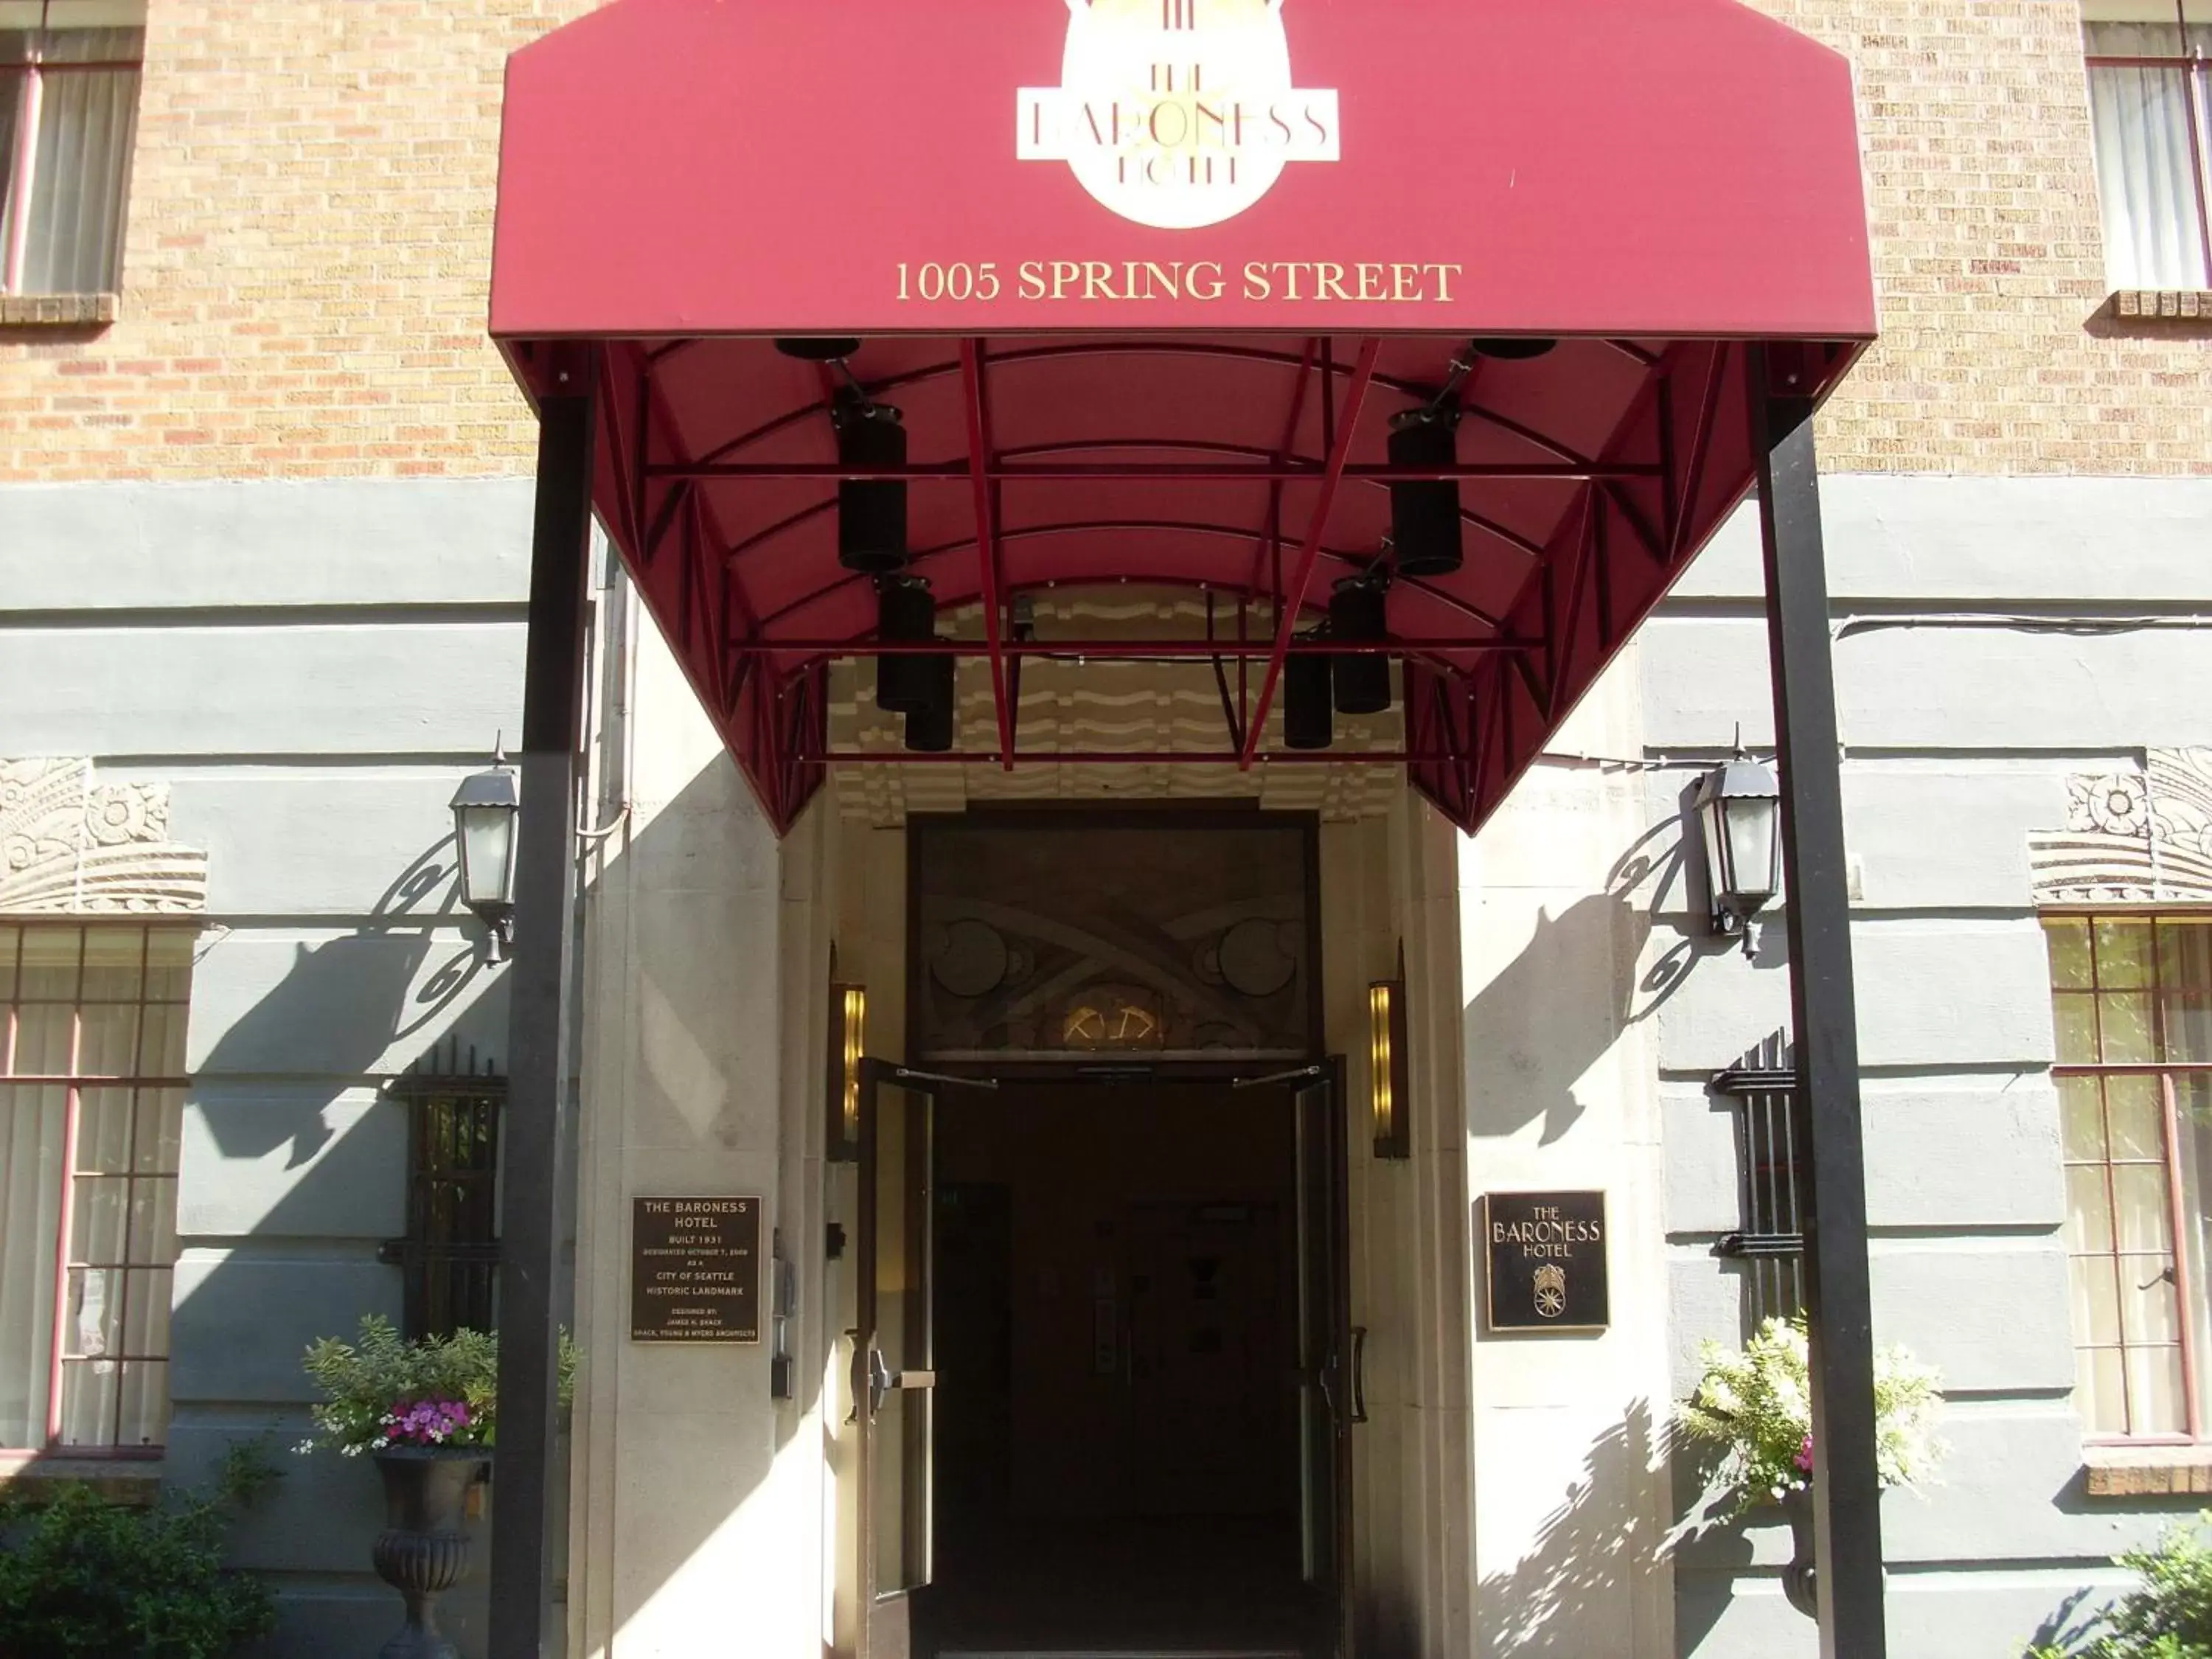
[1641,473,2212,1658]
[0,479,536,1658]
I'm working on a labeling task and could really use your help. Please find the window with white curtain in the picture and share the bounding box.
[0,924,191,1454]
[2047,914,2212,1443]
[0,0,145,297]
[2083,1,2212,291]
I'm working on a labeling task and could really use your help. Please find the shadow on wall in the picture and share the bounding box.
[1474,1400,1663,1655]
[166,832,514,1658]
[170,754,812,1658]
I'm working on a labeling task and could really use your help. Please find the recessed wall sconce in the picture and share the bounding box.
[1369,973,1411,1161]
[1696,745,1782,947]
[829,983,866,1161]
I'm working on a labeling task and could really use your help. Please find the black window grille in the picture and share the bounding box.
[1714,1032,1804,1330]
[378,1040,502,1338]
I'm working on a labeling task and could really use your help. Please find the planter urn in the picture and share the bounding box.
[370,1447,487,1659]
[1778,1485,1820,1618]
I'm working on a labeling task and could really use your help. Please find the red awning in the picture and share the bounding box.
[490,0,1874,835]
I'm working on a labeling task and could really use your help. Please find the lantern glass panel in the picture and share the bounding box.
[1724,796,1781,906]
[455,804,516,909]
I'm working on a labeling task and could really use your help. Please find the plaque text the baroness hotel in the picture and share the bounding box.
[631,1197,762,1343]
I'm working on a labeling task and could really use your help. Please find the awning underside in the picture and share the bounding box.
[508,330,1858,835]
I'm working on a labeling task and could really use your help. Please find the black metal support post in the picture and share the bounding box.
[489,364,597,1659]
[1753,344,1886,1658]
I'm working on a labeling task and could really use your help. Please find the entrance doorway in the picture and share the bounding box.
[855,1066,1352,1659]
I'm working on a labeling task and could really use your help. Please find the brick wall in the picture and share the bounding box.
[0,0,2205,481]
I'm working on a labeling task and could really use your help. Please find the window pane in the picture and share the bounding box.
[63,1265,119,1357]
[2103,992,2158,1062]
[2068,1164,2118,1254]
[21,57,140,295]
[69,1175,126,1263]
[0,1083,65,1447]
[2086,44,2212,289]
[2049,919,2095,990]
[119,1266,167,1356]
[2158,920,2212,994]
[133,1087,180,1174]
[2118,1255,2180,1343]
[2162,993,2212,1063]
[2082,1346,2130,1436]
[2107,1074,2166,1161]
[10,1004,71,1075]
[78,930,145,1001]
[2128,1346,2188,1436]
[2098,919,2157,987]
[55,1360,116,1447]
[74,1001,136,1077]
[116,1359,164,1447]
[2072,1255,2124,1346]
[126,1178,173,1263]
[2115,1162,2175,1255]
[2055,993,2100,1064]
[17,929,81,1001]
[144,931,193,1003]
[75,1085,131,1172]
[136,1001,187,1077]
[2062,1074,2108,1161]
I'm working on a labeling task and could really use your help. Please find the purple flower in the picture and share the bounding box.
[1793,1434,1815,1474]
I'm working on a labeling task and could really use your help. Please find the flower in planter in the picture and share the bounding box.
[1677,1315,1946,1516]
[297,1316,576,1458]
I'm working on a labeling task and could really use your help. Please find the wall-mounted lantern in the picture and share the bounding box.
[450,754,521,960]
[1368,973,1411,1161]
[1695,748,1782,946]
[829,984,866,1161]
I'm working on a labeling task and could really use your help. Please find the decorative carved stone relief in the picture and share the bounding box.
[2030,748,2212,904]
[0,758,209,915]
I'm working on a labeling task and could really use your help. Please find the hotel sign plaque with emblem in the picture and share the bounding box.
[631,1197,762,1343]
[1482,1192,1608,1333]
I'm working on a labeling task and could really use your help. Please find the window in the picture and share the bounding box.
[0,1,145,297]
[2084,1,2212,291]
[0,924,191,1453]
[2048,915,2212,1441]
[380,1077,501,1340]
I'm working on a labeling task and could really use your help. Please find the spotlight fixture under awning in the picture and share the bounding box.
[488,0,1875,836]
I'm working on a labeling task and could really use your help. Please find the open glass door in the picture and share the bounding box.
[1294,1060,1355,1657]
[858,1060,939,1659]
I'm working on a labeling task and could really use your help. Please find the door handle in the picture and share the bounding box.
[1350,1326,1369,1425]
[866,1346,936,1416]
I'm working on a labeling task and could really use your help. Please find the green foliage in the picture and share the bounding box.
[299,1315,580,1456]
[2028,1514,2212,1659]
[0,1441,279,1659]
[1677,1315,1947,1514]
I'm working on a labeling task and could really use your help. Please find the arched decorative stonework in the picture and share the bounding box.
[2030,748,2212,904]
[0,757,209,915]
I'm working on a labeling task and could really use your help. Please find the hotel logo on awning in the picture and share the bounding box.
[1018,0,1340,230]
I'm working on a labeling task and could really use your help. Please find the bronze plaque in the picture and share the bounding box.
[630,1197,762,1343]
[1482,1191,1609,1333]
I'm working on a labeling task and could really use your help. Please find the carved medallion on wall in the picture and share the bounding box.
[0,758,209,914]
[2030,748,2212,903]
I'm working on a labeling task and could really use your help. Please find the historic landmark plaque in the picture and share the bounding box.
[1482,1191,1609,1333]
[630,1197,762,1343]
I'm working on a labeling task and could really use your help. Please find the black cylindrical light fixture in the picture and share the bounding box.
[874,575,937,714]
[1388,409,1464,578]
[904,655,957,754]
[1283,639,1334,751]
[1329,579,1393,715]
[835,398,908,574]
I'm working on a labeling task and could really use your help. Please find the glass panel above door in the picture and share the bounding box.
[911,815,1318,1065]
